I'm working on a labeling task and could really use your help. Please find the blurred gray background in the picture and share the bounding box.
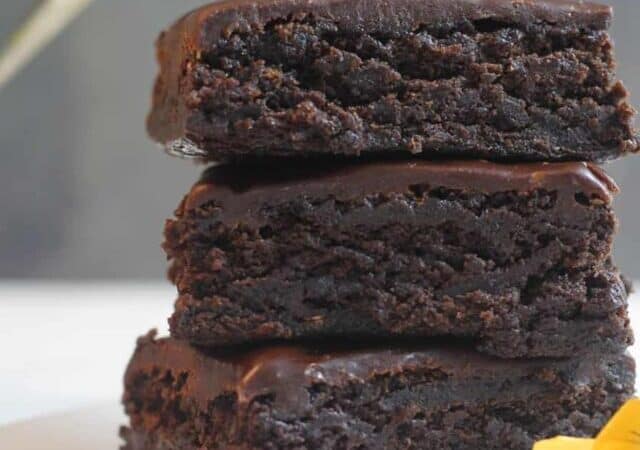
[0,0,638,279]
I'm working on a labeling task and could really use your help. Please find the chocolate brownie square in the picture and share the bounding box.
[148,0,638,162]
[121,332,635,450]
[164,160,633,357]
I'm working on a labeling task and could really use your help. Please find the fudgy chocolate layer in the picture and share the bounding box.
[148,0,638,162]
[164,161,633,357]
[121,332,636,450]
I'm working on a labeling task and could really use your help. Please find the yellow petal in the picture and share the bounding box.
[596,443,640,450]
[594,400,640,450]
[533,437,594,450]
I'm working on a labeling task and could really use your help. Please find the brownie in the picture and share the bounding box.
[147,0,638,162]
[163,160,633,357]
[121,332,635,450]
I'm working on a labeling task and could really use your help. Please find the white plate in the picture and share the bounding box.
[0,403,123,450]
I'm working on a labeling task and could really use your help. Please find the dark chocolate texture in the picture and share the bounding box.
[148,0,638,162]
[164,161,633,357]
[121,332,636,450]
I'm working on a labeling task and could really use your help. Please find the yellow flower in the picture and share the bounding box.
[534,400,640,450]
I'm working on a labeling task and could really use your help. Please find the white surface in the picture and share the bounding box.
[0,282,173,425]
[0,282,638,436]
[0,403,122,450]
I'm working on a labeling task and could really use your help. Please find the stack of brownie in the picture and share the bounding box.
[122,0,638,449]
